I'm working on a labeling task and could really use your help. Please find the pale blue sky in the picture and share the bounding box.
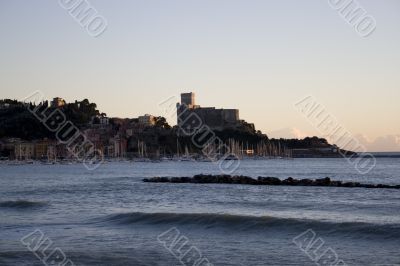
[0,0,399,151]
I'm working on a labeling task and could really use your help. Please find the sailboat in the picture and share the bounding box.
[180,146,193,161]
[134,140,150,162]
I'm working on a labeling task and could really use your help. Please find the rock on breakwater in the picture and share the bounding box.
[143,175,400,189]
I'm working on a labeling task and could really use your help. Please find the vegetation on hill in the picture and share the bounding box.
[0,99,100,140]
[0,98,339,155]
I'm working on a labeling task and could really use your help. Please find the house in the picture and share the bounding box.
[138,114,156,126]
[51,97,66,108]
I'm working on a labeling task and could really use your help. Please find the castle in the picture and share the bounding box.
[177,92,240,131]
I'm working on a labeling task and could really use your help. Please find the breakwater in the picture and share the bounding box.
[143,175,400,189]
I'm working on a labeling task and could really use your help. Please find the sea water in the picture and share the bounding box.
[0,158,399,265]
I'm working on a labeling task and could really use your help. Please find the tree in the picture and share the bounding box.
[155,116,171,129]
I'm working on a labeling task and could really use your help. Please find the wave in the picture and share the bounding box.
[97,212,400,239]
[0,200,47,209]
[0,250,159,266]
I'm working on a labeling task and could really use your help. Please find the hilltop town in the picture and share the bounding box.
[0,93,349,162]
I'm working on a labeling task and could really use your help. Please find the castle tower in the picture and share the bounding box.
[181,92,195,108]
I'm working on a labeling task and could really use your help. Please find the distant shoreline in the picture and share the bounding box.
[1,155,400,165]
[370,152,400,158]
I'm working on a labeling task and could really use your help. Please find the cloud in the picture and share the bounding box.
[354,134,400,152]
[267,127,310,139]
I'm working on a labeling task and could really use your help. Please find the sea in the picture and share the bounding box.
[0,158,399,266]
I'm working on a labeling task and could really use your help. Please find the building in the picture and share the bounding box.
[34,140,51,159]
[100,116,109,125]
[138,114,156,126]
[84,126,114,156]
[112,134,127,158]
[181,92,197,108]
[0,103,10,109]
[177,92,240,131]
[51,97,66,108]
[90,114,110,128]
[0,138,20,159]
[14,142,35,160]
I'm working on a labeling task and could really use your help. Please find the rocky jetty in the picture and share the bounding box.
[143,175,400,189]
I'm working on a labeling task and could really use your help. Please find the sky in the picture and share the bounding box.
[0,0,399,151]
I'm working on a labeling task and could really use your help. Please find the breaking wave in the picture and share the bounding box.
[97,212,400,239]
